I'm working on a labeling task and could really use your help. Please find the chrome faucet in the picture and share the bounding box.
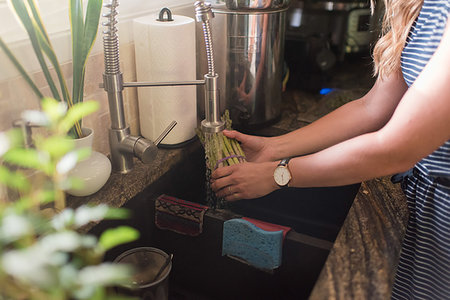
[194,1,225,134]
[101,1,223,173]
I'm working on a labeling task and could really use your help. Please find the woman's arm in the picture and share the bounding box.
[288,19,450,188]
[222,71,407,164]
[212,21,450,200]
[267,71,408,160]
[212,73,410,199]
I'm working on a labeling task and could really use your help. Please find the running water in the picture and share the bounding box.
[198,111,246,208]
[204,131,225,208]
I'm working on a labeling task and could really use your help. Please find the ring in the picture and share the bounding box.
[228,186,232,195]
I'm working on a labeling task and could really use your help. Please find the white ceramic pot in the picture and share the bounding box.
[67,128,112,197]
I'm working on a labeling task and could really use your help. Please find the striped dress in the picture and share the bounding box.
[392,0,450,299]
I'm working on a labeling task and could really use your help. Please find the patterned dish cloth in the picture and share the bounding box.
[155,194,209,236]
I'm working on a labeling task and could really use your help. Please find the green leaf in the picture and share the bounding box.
[60,176,84,191]
[26,0,50,44]
[34,23,71,105]
[73,204,110,228]
[83,0,103,60]
[0,165,11,184]
[104,207,131,220]
[2,148,45,170]
[77,263,134,288]
[0,132,11,157]
[70,0,103,106]
[0,36,43,99]
[99,226,140,251]
[0,166,31,191]
[59,101,99,134]
[36,189,56,204]
[13,195,33,212]
[41,136,75,159]
[70,0,85,108]
[105,296,140,300]
[70,0,103,138]
[41,97,68,123]
[26,0,71,107]
[10,0,61,101]
[6,128,25,149]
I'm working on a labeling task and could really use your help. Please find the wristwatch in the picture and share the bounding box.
[274,158,292,188]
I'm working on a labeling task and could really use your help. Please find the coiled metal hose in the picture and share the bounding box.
[102,0,120,75]
[195,1,215,76]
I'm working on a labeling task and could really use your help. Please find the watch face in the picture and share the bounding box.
[274,166,291,186]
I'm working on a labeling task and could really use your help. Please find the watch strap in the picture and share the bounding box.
[278,157,291,166]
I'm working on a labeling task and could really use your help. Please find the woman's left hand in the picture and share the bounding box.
[211,161,279,201]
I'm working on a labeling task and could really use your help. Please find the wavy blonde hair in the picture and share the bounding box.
[372,0,423,79]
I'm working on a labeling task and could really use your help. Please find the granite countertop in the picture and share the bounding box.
[309,177,408,299]
[68,54,409,299]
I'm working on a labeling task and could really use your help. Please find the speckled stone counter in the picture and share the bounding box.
[66,139,202,230]
[309,178,408,300]
[68,54,410,299]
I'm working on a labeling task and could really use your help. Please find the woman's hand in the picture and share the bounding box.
[223,130,273,162]
[211,161,279,201]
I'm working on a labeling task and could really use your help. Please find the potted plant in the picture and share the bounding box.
[1,0,114,198]
[0,97,139,300]
[0,0,103,139]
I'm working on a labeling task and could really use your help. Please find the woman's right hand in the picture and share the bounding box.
[223,130,273,162]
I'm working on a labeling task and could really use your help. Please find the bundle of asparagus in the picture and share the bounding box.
[196,110,246,208]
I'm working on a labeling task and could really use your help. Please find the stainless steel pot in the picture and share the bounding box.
[198,0,290,129]
[222,0,290,10]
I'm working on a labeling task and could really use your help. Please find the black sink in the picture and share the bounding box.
[89,143,359,299]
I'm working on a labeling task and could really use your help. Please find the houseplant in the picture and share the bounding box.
[0,0,103,139]
[0,97,139,300]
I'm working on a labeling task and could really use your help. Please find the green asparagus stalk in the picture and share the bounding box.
[197,110,247,208]
[222,134,240,165]
[230,138,245,160]
[197,110,246,171]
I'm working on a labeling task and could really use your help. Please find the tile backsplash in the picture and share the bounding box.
[0,4,197,157]
[0,47,134,156]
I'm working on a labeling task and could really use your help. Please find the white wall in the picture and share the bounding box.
[0,0,199,153]
[0,0,194,80]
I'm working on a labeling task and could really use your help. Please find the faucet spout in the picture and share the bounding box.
[195,1,225,134]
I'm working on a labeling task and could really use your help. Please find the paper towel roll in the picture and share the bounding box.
[133,13,196,145]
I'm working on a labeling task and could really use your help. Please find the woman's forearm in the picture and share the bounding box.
[287,131,408,188]
[269,98,381,159]
[268,74,407,160]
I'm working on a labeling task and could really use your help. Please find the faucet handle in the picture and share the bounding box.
[133,121,177,164]
[154,121,177,146]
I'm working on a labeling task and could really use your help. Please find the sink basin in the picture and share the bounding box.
[89,142,360,299]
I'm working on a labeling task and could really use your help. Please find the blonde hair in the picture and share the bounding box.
[372,0,423,79]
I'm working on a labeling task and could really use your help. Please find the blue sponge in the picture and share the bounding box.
[222,218,283,270]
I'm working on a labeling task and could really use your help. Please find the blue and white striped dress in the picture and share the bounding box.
[392,0,450,299]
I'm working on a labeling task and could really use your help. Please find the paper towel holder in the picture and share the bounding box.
[158,7,174,22]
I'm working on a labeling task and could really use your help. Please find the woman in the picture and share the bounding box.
[211,0,450,298]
